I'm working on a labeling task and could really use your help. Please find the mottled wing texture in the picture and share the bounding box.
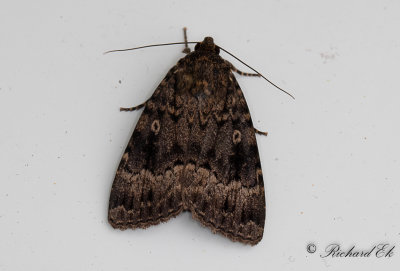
[182,76,266,245]
[108,49,265,245]
[108,67,185,229]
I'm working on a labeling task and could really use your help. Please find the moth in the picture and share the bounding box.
[107,29,292,245]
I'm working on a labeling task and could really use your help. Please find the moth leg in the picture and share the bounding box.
[120,100,148,112]
[182,27,191,54]
[226,60,260,77]
[254,128,268,136]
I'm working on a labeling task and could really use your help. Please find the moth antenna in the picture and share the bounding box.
[218,46,295,100]
[104,42,199,54]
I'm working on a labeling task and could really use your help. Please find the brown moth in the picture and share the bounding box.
[108,30,274,245]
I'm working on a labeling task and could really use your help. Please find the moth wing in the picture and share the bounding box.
[108,68,185,229]
[184,77,266,245]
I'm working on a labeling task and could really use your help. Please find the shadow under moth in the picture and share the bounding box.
[107,29,292,245]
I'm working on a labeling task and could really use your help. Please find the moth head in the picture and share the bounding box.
[195,37,220,54]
